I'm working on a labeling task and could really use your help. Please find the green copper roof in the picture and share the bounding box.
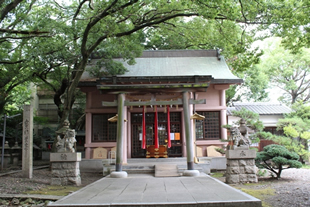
[116,50,242,84]
[82,50,243,84]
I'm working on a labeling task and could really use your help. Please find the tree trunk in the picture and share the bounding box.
[277,165,283,179]
[56,58,88,129]
[52,58,88,151]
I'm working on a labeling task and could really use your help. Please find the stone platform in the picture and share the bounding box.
[48,173,261,207]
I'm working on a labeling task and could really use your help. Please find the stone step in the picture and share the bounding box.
[107,163,203,175]
[101,157,212,175]
[127,157,187,163]
[155,164,180,177]
[109,165,154,174]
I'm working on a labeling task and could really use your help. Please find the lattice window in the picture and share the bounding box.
[158,123,167,145]
[145,113,154,122]
[195,111,220,140]
[92,114,117,142]
[170,112,180,122]
[158,113,167,122]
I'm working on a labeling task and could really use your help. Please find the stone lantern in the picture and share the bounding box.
[11,142,21,165]
[0,141,11,168]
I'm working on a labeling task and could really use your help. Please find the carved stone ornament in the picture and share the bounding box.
[55,120,77,153]
[229,119,252,150]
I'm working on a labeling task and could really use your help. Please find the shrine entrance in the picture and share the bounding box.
[131,112,183,158]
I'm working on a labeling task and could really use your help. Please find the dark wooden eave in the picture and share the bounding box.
[97,82,210,94]
[99,75,213,85]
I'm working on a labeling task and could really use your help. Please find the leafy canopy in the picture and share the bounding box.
[258,38,310,105]
[2,0,310,128]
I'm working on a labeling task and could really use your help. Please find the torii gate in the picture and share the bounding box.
[98,82,210,178]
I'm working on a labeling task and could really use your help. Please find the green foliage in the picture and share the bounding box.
[224,108,264,149]
[215,147,226,155]
[287,101,310,120]
[0,0,53,115]
[3,0,310,129]
[231,108,264,132]
[255,144,302,178]
[273,115,310,161]
[269,1,310,52]
[257,169,267,177]
[34,116,50,125]
[221,124,232,129]
[258,38,310,105]
[302,164,310,169]
[226,63,270,105]
[256,131,274,140]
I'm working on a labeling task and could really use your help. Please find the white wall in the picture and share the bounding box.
[227,114,285,127]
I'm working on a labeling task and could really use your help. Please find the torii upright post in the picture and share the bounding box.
[182,91,200,176]
[111,93,128,178]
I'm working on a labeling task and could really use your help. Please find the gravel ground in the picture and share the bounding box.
[0,168,103,195]
[0,165,309,207]
[229,168,310,207]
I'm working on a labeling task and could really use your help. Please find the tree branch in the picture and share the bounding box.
[0,0,23,23]
[239,0,248,22]
[7,0,36,29]
[73,0,89,20]
[0,28,49,35]
[0,59,25,64]
[81,0,122,57]
[88,12,198,54]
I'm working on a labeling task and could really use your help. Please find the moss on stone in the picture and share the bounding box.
[239,187,275,207]
[24,186,81,196]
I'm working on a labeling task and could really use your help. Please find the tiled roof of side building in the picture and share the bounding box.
[227,102,291,115]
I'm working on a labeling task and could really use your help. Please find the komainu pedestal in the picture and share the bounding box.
[50,152,81,186]
[226,149,257,184]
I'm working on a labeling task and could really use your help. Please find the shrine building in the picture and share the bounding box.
[78,50,242,174]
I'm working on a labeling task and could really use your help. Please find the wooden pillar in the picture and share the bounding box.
[182,91,194,170]
[219,89,227,140]
[115,93,125,172]
[85,112,92,159]
[214,85,230,140]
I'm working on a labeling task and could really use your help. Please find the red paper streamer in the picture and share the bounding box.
[154,106,159,149]
[167,105,171,148]
[142,106,146,149]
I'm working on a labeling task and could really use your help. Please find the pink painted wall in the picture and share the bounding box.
[81,84,230,159]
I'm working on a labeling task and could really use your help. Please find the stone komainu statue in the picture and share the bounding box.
[56,129,77,153]
[230,126,251,149]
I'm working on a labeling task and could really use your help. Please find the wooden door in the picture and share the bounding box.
[131,112,182,158]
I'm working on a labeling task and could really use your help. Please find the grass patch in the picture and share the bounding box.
[24,186,82,196]
[239,187,275,207]
[302,164,310,169]
[210,172,224,178]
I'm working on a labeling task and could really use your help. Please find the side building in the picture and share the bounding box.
[227,102,291,151]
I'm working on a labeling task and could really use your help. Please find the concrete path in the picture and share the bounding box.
[48,173,261,207]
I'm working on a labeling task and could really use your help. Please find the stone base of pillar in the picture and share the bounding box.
[110,171,128,178]
[183,170,200,177]
[50,153,82,186]
[226,149,258,184]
